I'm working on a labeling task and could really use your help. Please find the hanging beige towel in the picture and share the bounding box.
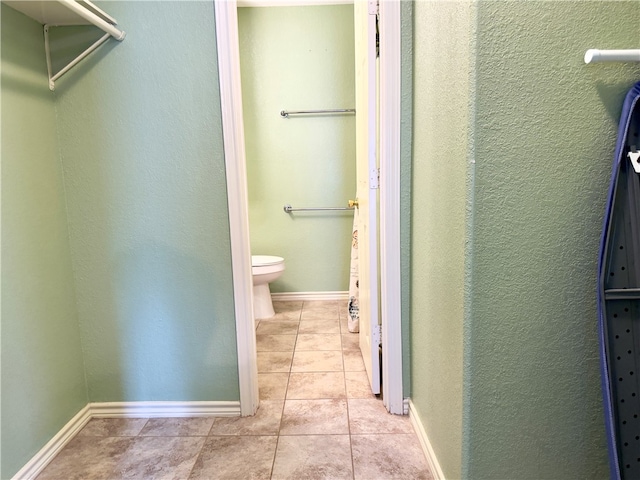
[348,208,359,333]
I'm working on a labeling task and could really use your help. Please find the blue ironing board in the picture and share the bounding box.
[597,80,640,480]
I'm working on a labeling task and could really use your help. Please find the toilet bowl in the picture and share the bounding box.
[252,255,285,319]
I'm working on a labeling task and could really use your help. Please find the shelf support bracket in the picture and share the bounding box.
[44,26,112,91]
[43,0,126,91]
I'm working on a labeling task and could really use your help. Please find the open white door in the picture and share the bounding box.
[354,0,380,395]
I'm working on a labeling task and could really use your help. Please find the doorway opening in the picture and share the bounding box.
[214,0,403,417]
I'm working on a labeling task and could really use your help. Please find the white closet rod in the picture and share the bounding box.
[584,49,640,64]
[57,0,126,41]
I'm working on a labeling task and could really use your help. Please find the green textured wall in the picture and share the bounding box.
[410,2,473,479]
[238,5,355,293]
[400,0,413,399]
[1,5,88,478]
[465,1,640,478]
[53,1,239,402]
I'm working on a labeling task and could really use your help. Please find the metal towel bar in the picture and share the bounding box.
[283,204,354,213]
[280,109,355,118]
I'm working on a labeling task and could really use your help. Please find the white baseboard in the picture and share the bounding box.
[12,401,241,479]
[89,401,241,418]
[12,404,92,480]
[271,291,348,301]
[408,399,446,480]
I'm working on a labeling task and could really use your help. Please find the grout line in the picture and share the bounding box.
[268,301,301,479]
[136,418,150,436]
[340,310,357,480]
[185,434,208,479]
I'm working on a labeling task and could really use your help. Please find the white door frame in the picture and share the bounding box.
[214,0,404,415]
[378,0,403,415]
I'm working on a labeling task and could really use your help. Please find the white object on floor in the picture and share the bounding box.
[348,209,360,332]
[252,255,285,319]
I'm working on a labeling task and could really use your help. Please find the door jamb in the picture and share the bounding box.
[214,0,259,416]
[379,0,403,414]
[214,0,404,415]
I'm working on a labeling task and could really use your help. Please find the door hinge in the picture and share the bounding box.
[370,167,379,189]
[369,0,380,57]
[373,324,382,347]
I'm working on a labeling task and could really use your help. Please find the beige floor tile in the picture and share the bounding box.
[257,351,293,373]
[115,436,205,479]
[209,400,284,436]
[261,312,301,322]
[343,349,366,372]
[139,417,214,437]
[345,371,375,398]
[265,301,302,322]
[189,436,277,479]
[348,398,415,434]
[302,300,340,312]
[280,399,348,435]
[36,436,135,480]
[300,310,339,322]
[273,300,302,312]
[298,319,341,334]
[341,332,359,351]
[271,435,352,480]
[286,372,346,399]
[256,320,299,335]
[295,333,341,351]
[258,372,289,400]
[291,350,343,372]
[77,418,149,437]
[256,334,297,352]
[339,315,350,333]
[351,434,432,480]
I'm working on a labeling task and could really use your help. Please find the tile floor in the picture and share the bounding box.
[36,300,432,480]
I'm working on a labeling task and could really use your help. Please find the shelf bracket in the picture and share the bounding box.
[44,26,112,91]
[41,0,126,91]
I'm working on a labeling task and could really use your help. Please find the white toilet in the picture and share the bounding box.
[251,255,285,319]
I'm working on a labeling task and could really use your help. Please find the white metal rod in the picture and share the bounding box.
[283,204,354,212]
[50,32,110,88]
[56,0,126,40]
[280,109,355,118]
[82,0,118,26]
[584,49,640,64]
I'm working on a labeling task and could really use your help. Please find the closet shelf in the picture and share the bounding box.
[3,0,125,90]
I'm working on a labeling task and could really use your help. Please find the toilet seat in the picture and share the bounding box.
[252,255,284,267]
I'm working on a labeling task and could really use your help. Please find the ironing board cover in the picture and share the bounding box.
[597,80,640,480]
